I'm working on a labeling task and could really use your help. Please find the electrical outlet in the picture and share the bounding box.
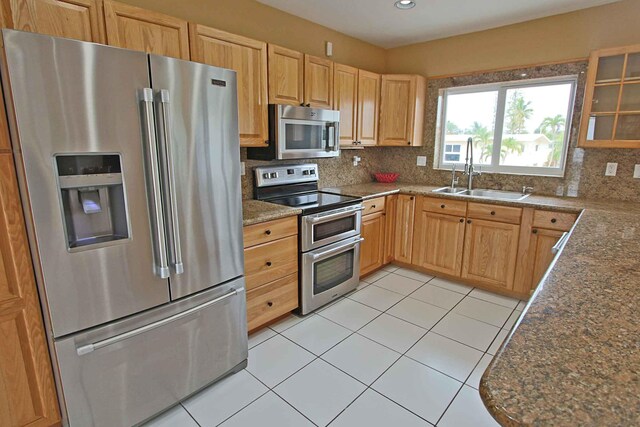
[634,164,640,179]
[416,156,427,167]
[605,162,618,176]
[240,162,246,176]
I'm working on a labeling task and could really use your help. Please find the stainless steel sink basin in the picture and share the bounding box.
[432,187,466,194]
[458,189,530,201]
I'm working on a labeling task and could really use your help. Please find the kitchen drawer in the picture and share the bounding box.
[468,202,522,224]
[244,235,298,291]
[243,216,297,248]
[533,210,577,231]
[421,196,467,216]
[363,197,385,215]
[247,273,298,331]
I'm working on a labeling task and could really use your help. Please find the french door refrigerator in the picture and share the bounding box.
[0,29,247,426]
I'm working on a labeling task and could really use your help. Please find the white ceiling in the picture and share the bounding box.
[256,0,621,48]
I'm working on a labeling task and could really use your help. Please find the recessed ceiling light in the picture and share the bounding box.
[395,0,416,10]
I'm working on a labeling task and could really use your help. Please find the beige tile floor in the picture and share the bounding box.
[145,265,526,426]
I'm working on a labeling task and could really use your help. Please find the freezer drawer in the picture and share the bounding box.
[54,278,247,427]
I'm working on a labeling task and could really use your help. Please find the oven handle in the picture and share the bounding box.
[312,237,364,261]
[306,206,364,224]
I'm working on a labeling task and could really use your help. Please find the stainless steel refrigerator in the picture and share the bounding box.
[0,29,247,426]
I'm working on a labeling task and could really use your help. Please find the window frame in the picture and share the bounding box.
[435,76,579,177]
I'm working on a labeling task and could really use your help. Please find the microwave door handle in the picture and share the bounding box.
[311,238,364,261]
[325,122,336,150]
[155,89,184,275]
[139,88,169,279]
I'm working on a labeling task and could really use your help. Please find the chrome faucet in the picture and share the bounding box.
[463,137,481,190]
[450,164,459,189]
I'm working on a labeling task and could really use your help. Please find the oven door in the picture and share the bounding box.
[277,118,339,159]
[302,204,363,251]
[301,236,363,315]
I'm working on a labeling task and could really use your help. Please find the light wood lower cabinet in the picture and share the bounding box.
[0,0,105,42]
[530,228,565,287]
[383,195,397,264]
[243,216,298,332]
[360,209,385,276]
[393,194,415,263]
[0,154,61,427]
[461,218,520,290]
[412,210,466,277]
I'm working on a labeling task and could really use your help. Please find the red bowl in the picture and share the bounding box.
[374,172,400,183]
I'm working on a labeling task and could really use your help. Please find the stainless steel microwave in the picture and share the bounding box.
[247,104,340,160]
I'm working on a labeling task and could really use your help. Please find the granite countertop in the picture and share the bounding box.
[327,182,640,426]
[242,199,301,226]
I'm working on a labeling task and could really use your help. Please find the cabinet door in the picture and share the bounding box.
[393,194,415,264]
[379,75,415,146]
[304,54,333,108]
[360,212,385,276]
[530,228,564,288]
[0,0,104,42]
[189,24,268,147]
[0,155,61,427]
[384,194,397,264]
[103,0,189,59]
[267,44,304,105]
[357,69,380,146]
[462,218,520,289]
[333,63,358,147]
[412,209,465,277]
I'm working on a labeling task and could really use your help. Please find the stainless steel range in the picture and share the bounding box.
[254,164,363,314]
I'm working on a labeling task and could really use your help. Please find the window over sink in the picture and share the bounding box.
[435,76,578,177]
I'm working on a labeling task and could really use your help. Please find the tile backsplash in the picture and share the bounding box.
[242,60,640,202]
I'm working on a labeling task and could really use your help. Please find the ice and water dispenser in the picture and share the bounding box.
[55,154,130,250]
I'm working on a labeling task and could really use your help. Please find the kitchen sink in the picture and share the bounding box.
[432,187,530,201]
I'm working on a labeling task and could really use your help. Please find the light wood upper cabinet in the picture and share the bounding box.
[0,0,105,42]
[579,44,640,148]
[357,70,381,146]
[189,24,268,147]
[267,44,304,106]
[462,218,520,290]
[0,154,61,427]
[334,64,358,146]
[412,205,466,277]
[103,0,189,59]
[360,211,386,276]
[379,74,426,146]
[393,194,415,263]
[304,54,333,108]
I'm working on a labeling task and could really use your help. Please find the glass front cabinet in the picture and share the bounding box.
[579,44,640,148]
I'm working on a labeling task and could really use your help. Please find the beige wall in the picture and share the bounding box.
[386,0,640,77]
[117,0,387,73]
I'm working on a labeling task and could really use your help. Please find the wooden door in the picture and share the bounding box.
[530,228,564,288]
[0,152,61,427]
[304,54,333,108]
[333,63,358,147]
[462,218,520,289]
[357,69,380,146]
[360,212,385,276]
[412,210,466,277]
[267,44,303,105]
[189,24,268,148]
[0,0,105,42]
[393,194,415,264]
[103,0,189,59]
[384,195,397,264]
[379,75,415,146]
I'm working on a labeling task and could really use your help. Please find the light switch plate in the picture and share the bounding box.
[634,164,640,178]
[416,156,427,166]
[605,162,618,176]
[240,162,246,176]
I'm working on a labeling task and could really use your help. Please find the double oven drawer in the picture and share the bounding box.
[301,204,363,251]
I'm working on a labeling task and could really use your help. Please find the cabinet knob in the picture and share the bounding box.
[551,218,557,223]
[440,204,445,209]
[267,301,273,307]
[409,196,414,200]
[407,141,411,145]
[300,103,305,107]
[459,218,464,223]
[372,205,376,209]
[467,219,472,224]
[306,103,311,107]
[490,211,496,215]
[265,229,271,235]
[266,261,272,267]
[532,229,538,234]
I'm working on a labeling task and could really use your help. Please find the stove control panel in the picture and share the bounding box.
[255,164,319,188]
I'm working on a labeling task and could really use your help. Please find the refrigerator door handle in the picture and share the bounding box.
[139,88,170,279]
[155,89,184,275]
